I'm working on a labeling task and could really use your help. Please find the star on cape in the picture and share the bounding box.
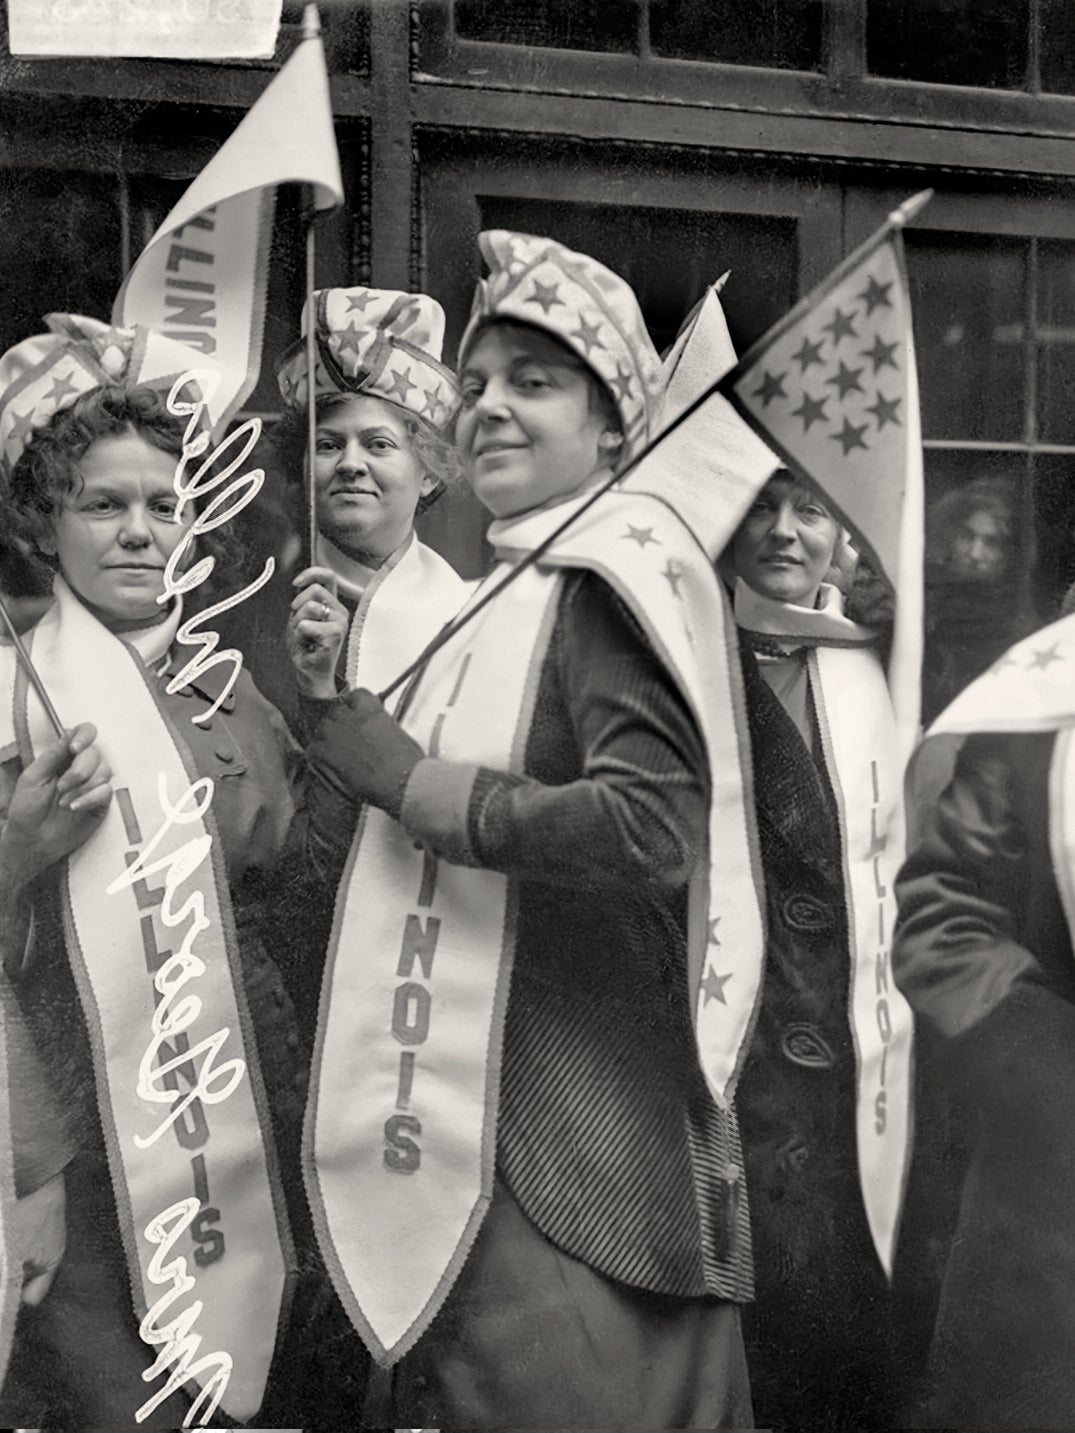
[826,361,864,400]
[1028,643,1062,670]
[708,916,722,947]
[830,417,870,456]
[863,333,899,374]
[527,279,563,314]
[701,966,733,1006]
[624,524,660,548]
[824,307,858,345]
[792,335,826,372]
[422,385,442,418]
[791,390,828,432]
[347,292,377,313]
[866,390,902,429]
[571,315,603,356]
[858,275,894,315]
[753,369,787,408]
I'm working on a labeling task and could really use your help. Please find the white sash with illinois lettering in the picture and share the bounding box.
[811,646,913,1276]
[734,580,913,1275]
[1,578,288,1426]
[308,490,765,1364]
[930,610,1075,989]
[317,533,470,702]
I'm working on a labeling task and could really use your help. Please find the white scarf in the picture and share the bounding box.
[316,531,471,702]
[306,490,765,1364]
[0,577,289,1425]
[735,579,914,1277]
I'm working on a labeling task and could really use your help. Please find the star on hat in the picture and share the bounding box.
[276,287,459,433]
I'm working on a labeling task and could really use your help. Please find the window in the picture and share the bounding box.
[477,195,798,355]
[905,228,1075,714]
[868,0,1075,96]
[649,0,823,70]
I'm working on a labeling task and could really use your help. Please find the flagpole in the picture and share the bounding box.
[378,363,735,703]
[305,217,319,567]
[0,595,64,738]
[303,2,324,569]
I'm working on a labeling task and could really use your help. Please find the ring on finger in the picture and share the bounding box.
[317,601,332,621]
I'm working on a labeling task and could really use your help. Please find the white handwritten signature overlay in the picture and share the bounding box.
[105,369,276,1425]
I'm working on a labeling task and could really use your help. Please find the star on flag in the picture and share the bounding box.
[701,966,732,1006]
[717,188,930,762]
[718,194,927,595]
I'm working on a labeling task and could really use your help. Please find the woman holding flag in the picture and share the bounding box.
[295,231,764,1429]
[227,286,468,747]
[0,313,314,1428]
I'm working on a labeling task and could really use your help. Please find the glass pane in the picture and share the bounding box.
[1041,0,1075,96]
[478,195,797,356]
[905,233,1027,442]
[922,451,1029,721]
[867,0,1029,89]
[455,0,637,52]
[650,0,823,70]
[1036,239,1075,444]
[1032,454,1075,619]
[0,169,121,357]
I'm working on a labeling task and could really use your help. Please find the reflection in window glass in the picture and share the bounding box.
[478,195,797,355]
[905,233,1026,442]
[867,0,1029,89]
[921,452,1029,721]
[1036,240,1075,445]
[454,0,637,52]
[650,0,822,71]
[1041,0,1075,95]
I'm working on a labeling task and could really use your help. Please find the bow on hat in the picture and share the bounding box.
[276,287,459,433]
[459,231,662,463]
[0,313,221,481]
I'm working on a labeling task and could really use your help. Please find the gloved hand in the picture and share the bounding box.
[308,687,424,820]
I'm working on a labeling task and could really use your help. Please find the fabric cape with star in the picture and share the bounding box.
[113,14,343,428]
[304,488,765,1365]
[716,211,928,1276]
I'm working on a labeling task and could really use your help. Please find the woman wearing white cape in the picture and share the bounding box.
[297,233,766,1429]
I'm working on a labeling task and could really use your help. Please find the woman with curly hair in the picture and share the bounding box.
[0,315,339,1428]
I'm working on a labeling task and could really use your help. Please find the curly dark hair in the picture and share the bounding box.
[4,384,249,603]
[272,390,463,524]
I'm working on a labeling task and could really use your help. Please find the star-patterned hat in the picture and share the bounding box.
[0,313,220,481]
[276,287,459,433]
[459,231,661,461]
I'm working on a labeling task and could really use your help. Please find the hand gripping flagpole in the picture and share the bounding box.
[378,189,934,706]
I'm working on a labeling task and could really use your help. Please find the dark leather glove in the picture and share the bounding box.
[308,687,424,820]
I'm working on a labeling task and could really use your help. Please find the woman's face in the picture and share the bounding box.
[312,394,434,562]
[51,431,192,633]
[456,325,619,519]
[732,473,841,607]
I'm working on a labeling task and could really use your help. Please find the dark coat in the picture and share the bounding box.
[895,729,1075,1429]
[735,648,896,1432]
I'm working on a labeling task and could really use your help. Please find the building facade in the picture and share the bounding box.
[2,0,1074,611]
